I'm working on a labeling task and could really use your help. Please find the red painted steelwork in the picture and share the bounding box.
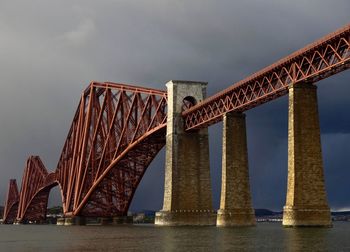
[16,156,58,223]
[7,24,350,221]
[183,24,350,130]
[2,179,20,224]
[55,82,167,217]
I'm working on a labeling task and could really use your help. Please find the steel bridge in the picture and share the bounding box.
[3,23,349,225]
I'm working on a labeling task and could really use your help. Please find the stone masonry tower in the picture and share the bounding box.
[282,83,331,227]
[216,112,256,226]
[155,80,216,225]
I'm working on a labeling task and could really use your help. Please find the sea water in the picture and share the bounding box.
[0,222,349,251]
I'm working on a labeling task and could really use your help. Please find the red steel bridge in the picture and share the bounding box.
[3,23,350,224]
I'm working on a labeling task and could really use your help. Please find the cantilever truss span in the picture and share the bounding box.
[3,82,167,222]
[16,156,57,223]
[3,24,349,222]
[183,23,350,130]
[56,82,167,217]
[2,179,20,224]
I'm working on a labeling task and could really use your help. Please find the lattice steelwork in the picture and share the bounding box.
[16,156,57,223]
[5,24,350,222]
[183,24,350,130]
[55,82,167,217]
[2,179,20,224]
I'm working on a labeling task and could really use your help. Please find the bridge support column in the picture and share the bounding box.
[216,112,255,226]
[155,80,216,226]
[283,83,331,227]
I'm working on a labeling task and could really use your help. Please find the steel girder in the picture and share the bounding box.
[2,179,20,224]
[55,82,167,217]
[183,23,350,130]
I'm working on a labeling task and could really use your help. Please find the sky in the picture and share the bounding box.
[0,0,349,212]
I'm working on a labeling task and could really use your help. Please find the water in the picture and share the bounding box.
[1,222,350,251]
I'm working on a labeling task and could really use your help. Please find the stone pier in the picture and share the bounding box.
[155,80,216,226]
[216,112,256,226]
[283,83,331,227]
[56,218,65,225]
[64,216,86,226]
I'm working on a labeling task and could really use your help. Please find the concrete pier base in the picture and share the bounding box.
[217,209,256,227]
[216,112,255,227]
[64,216,86,226]
[155,210,216,226]
[56,218,65,225]
[282,83,331,227]
[13,219,46,225]
[155,80,215,226]
[283,207,332,227]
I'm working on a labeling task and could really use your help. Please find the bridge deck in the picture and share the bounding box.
[183,24,350,130]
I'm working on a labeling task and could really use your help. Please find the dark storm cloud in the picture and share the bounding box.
[0,0,349,211]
